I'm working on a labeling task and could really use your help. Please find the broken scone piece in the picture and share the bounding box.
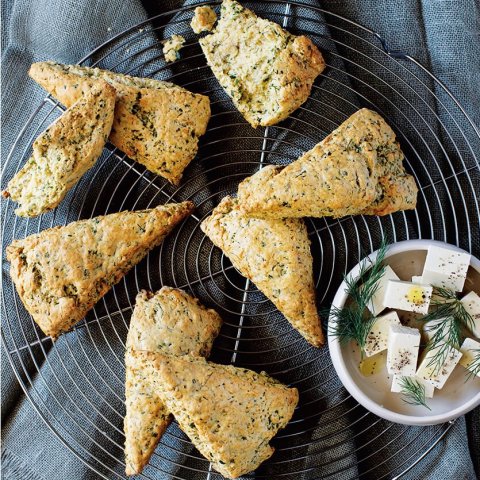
[238,109,418,219]
[132,351,298,479]
[29,61,211,185]
[200,0,325,127]
[3,82,115,217]
[125,287,222,475]
[163,35,186,63]
[6,202,194,338]
[191,6,217,33]
[201,196,323,347]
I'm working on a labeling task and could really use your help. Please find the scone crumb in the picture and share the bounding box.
[163,34,186,62]
[191,6,217,33]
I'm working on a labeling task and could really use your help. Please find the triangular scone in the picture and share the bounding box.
[3,82,115,217]
[6,202,194,338]
[29,61,211,185]
[131,351,299,479]
[237,108,418,218]
[199,0,325,127]
[124,287,222,475]
[201,196,323,346]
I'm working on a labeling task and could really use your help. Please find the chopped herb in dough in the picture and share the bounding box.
[201,196,323,346]
[6,202,194,339]
[199,0,325,127]
[132,351,298,479]
[124,287,222,475]
[238,109,418,218]
[3,82,115,217]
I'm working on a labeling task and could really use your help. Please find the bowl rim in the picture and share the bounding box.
[327,239,480,426]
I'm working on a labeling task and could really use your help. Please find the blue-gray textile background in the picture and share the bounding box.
[2,0,479,479]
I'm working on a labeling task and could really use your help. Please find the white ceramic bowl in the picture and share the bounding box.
[328,239,480,425]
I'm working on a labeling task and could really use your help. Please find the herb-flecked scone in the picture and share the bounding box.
[124,287,222,475]
[201,196,323,346]
[132,350,299,479]
[28,61,211,185]
[237,108,418,218]
[2,82,115,217]
[6,202,194,339]
[199,0,325,127]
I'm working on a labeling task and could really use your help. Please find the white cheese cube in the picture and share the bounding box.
[416,346,463,389]
[364,311,401,357]
[384,280,433,314]
[387,324,421,376]
[461,291,480,338]
[411,275,423,284]
[421,245,471,292]
[366,265,399,316]
[391,374,435,398]
[459,337,480,377]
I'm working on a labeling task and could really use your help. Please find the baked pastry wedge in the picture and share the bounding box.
[201,196,323,346]
[199,0,325,127]
[3,82,115,217]
[124,287,222,475]
[6,202,194,339]
[237,108,418,218]
[130,351,298,479]
[29,61,211,185]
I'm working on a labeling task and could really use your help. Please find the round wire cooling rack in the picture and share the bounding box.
[2,1,480,479]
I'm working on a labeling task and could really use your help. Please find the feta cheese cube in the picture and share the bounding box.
[391,374,435,398]
[461,291,480,338]
[421,245,471,292]
[384,280,433,314]
[416,346,463,389]
[459,337,480,377]
[366,265,399,316]
[387,324,421,376]
[364,311,401,357]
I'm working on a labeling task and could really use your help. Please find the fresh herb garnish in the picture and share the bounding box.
[399,377,431,410]
[465,349,480,380]
[420,287,474,376]
[327,238,388,356]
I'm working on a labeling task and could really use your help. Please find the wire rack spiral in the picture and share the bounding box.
[2,2,479,479]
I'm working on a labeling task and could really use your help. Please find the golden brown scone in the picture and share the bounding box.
[6,202,194,339]
[201,196,323,347]
[124,287,222,476]
[199,0,325,127]
[2,82,115,217]
[191,6,217,33]
[28,61,211,185]
[237,108,418,218]
[131,351,298,479]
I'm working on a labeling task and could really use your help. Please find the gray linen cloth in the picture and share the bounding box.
[2,0,479,479]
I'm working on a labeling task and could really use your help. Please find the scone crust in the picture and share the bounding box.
[29,61,211,184]
[133,351,298,479]
[6,202,194,339]
[238,108,418,218]
[3,82,115,217]
[200,0,325,127]
[201,196,323,346]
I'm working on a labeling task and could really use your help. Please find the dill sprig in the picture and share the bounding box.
[465,349,480,380]
[399,377,431,410]
[420,287,474,376]
[327,238,389,355]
